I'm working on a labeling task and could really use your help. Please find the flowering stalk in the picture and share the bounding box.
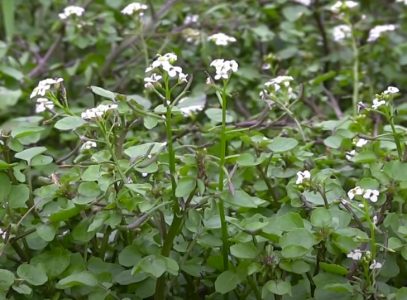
[216,83,230,272]
[350,22,360,117]
[362,199,376,258]
[155,75,183,300]
[387,107,403,162]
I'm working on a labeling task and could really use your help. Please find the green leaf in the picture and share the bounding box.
[118,245,141,267]
[124,142,166,159]
[310,208,332,228]
[31,155,53,166]
[135,255,166,278]
[1,0,15,41]
[268,137,298,153]
[78,182,100,198]
[12,283,32,295]
[0,173,11,203]
[90,86,115,99]
[251,24,275,42]
[15,146,47,163]
[0,269,15,291]
[230,243,258,259]
[17,264,47,286]
[264,280,292,296]
[225,190,266,208]
[55,116,86,131]
[81,165,101,181]
[56,271,98,288]
[0,87,21,111]
[205,108,233,124]
[323,135,343,149]
[36,224,56,242]
[282,5,309,21]
[175,177,196,198]
[215,270,240,294]
[8,184,29,208]
[320,263,348,275]
[30,248,71,278]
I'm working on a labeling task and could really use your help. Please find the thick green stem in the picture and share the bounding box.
[155,81,183,299]
[351,25,359,117]
[217,88,230,272]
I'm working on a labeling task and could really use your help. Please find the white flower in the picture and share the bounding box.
[145,53,187,82]
[81,103,118,121]
[208,33,237,46]
[348,186,364,200]
[121,2,148,16]
[373,215,378,225]
[296,170,311,185]
[81,141,97,151]
[210,59,239,81]
[346,149,356,161]
[367,24,396,42]
[30,78,63,99]
[369,260,382,270]
[0,228,7,240]
[383,86,399,95]
[144,73,162,89]
[35,97,54,113]
[397,0,407,4]
[184,14,199,25]
[363,189,380,203]
[354,138,368,148]
[58,6,85,20]
[179,104,204,116]
[332,25,352,42]
[293,0,311,5]
[372,98,386,109]
[262,63,271,70]
[178,72,188,83]
[330,1,359,13]
[264,76,294,91]
[347,249,362,260]
[357,101,367,113]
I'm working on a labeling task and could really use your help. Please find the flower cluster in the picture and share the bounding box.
[208,33,237,46]
[58,6,85,20]
[209,59,238,81]
[383,86,399,95]
[347,249,362,260]
[144,53,188,87]
[354,138,368,148]
[30,78,63,99]
[367,24,396,43]
[81,103,118,121]
[332,25,351,42]
[347,249,382,269]
[260,76,295,100]
[348,186,380,202]
[81,141,97,151]
[121,2,148,16]
[330,1,359,13]
[30,78,64,113]
[184,14,199,25]
[296,170,311,185]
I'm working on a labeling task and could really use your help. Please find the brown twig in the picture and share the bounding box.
[28,36,63,78]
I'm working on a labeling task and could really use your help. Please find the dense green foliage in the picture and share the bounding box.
[1,0,407,299]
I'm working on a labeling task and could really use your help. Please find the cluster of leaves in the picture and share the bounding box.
[1,0,407,299]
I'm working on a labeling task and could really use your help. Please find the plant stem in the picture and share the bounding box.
[155,78,183,300]
[387,110,403,161]
[217,87,230,272]
[363,199,376,258]
[350,23,359,117]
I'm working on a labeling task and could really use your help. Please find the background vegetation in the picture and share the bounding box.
[1,0,407,299]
